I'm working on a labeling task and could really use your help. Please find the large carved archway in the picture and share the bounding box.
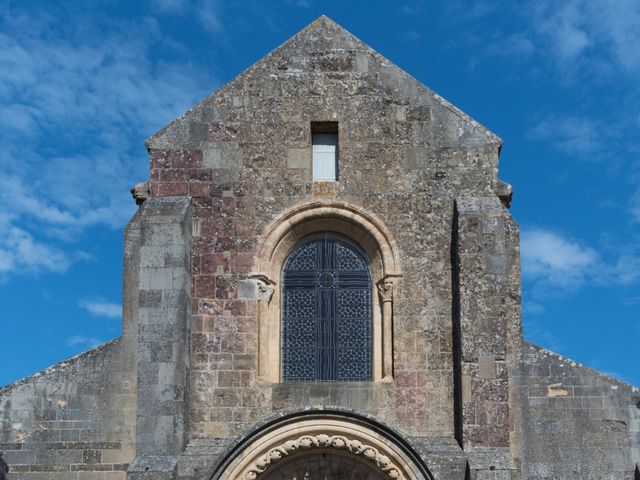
[212,411,432,480]
[249,201,402,383]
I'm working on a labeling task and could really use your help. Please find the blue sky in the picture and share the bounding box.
[1,0,639,386]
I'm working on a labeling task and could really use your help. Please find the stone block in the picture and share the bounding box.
[286,148,311,169]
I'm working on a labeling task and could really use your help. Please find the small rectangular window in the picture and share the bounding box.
[312,122,338,181]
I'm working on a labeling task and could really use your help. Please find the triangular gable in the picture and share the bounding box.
[147,15,501,150]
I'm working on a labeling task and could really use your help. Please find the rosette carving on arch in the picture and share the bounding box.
[244,434,406,480]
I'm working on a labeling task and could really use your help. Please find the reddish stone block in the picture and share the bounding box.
[191,333,221,353]
[201,254,229,274]
[157,182,188,196]
[215,275,236,299]
[190,182,210,197]
[213,218,234,236]
[189,168,213,181]
[231,253,254,273]
[150,149,171,168]
[195,275,216,298]
[213,237,235,253]
[220,334,245,353]
[225,300,246,316]
[160,168,189,182]
[171,149,203,168]
[198,299,224,316]
[234,218,253,236]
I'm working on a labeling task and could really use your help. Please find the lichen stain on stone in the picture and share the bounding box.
[313,181,337,197]
[547,383,569,397]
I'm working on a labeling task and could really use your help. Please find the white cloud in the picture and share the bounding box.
[0,221,71,277]
[78,299,121,319]
[536,1,589,63]
[522,227,640,295]
[66,335,103,348]
[522,227,598,289]
[523,301,545,315]
[0,4,211,279]
[532,0,640,78]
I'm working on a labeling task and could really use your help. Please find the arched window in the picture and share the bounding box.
[282,235,372,381]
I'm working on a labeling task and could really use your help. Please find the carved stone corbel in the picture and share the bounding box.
[130,181,150,206]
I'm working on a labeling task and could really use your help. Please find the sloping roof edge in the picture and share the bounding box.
[146,15,502,149]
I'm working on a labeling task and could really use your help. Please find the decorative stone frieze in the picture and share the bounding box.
[244,434,405,480]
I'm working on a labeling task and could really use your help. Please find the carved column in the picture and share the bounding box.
[377,277,395,381]
[255,278,275,382]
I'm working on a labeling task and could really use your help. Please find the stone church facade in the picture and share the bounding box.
[1,16,638,480]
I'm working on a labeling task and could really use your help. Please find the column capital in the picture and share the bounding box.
[377,277,396,303]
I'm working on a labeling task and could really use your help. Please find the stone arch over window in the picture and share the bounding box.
[250,201,402,383]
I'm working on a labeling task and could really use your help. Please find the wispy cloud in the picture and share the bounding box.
[148,0,190,13]
[78,299,121,319]
[535,1,590,65]
[527,115,603,158]
[485,33,535,59]
[197,0,224,34]
[0,221,71,278]
[522,227,598,290]
[66,335,103,348]
[523,0,640,80]
[458,0,640,82]
[0,4,211,279]
[400,1,423,15]
[284,0,313,7]
[630,189,640,223]
[522,227,640,296]
[523,300,545,316]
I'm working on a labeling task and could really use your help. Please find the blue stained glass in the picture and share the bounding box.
[282,236,372,382]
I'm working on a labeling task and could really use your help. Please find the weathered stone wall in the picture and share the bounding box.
[454,197,521,478]
[127,197,192,458]
[142,16,512,479]
[3,15,638,480]
[145,15,502,458]
[512,342,640,479]
[0,339,135,479]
